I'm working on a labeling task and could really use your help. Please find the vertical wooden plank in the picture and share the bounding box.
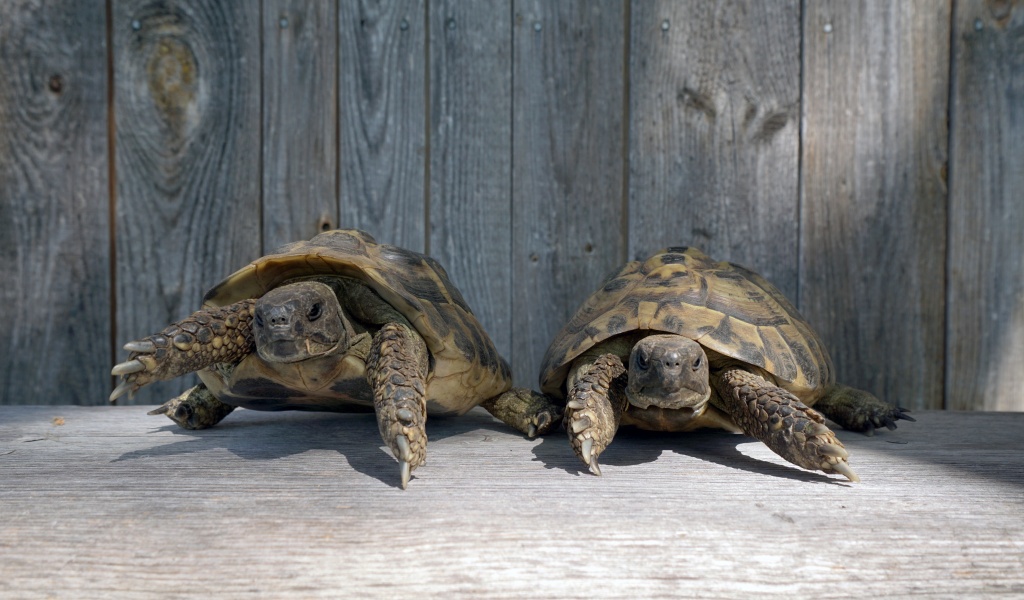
[511,1,625,388]
[629,1,801,299]
[339,0,427,251]
[113,0,262,404]
[429,1,513,360]
[263,0,338,251]
[801,1,949,410]
[947,2,1024,410]
[0,0,110,405]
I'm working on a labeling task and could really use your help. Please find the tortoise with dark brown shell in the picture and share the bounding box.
[540,247,912,481]
[112,229,559,488]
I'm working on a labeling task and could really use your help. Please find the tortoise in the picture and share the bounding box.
[539,247,912,482]
[111,229,559,488]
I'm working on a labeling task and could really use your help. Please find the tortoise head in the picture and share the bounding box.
[626,334,710,412]
[253,281,351,364]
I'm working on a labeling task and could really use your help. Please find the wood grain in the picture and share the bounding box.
[946,1,1024,410]
[262,0,338,251]
[339,0,427,252]
[628,1,802,299]
[801,1,950,410]
[511,1,626,388]
[113,0,262,405]
[428,1,514,360]
[0,0,110,405]
[1,406,1022,598]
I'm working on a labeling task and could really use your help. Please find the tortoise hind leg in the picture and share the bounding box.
[365,322,429,490]
[812,384,914,436]
[148,384,235,430]
[711,368,859,482]
[480,389,562,438]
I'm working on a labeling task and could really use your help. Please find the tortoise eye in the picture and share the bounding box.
[254,312,265,328]
[635,351,650,371]
[692,356,702,370]
[308,303,323,322]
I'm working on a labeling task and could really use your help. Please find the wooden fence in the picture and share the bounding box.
[1,0,1021,411]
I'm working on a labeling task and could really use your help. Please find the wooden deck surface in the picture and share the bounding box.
[2,406,1022,598]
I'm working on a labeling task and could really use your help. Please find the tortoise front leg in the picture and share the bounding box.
[366,322,429,490]
[110,300,257,402]
[711,368,859,482]
[564,353,627,475]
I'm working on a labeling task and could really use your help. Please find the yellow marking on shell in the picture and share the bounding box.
[637,301,660,329]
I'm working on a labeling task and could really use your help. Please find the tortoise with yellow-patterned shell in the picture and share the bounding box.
[111,229,559,488]
[540,247,912,481]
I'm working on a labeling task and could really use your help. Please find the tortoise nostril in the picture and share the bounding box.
[265,306,291,326]
[663,352,681,368]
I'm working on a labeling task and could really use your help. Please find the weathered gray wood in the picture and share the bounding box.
[801,2,950,411]
[428,1,514,360]
[262,0,339,251]
[947,1,1024,411]
[113,0,263,405]
[511,1,627,388]
[1,406,1021,598]
[0,1,110,405]
[339,0,427,252]
[628,1,801,299]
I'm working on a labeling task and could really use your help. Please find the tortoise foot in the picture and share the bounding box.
[483,388,562,438]
[110,300,257,402]
[376,398,427,490]
[147,385,235,430]
[366,322,429,489]
[564,354,626,476]
[814,384,915,436]
[714,368,859,482]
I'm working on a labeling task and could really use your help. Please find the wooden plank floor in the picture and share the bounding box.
[2,406,1022,598]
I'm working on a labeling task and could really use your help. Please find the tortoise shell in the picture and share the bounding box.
[540,247,834,402]
[200,229,511,414]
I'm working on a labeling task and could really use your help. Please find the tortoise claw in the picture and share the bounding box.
[896,407,916,422]
[111,359,146,376]
[394,434,412,463]
[146,403,170,416]
[123,340,157,353]
[580,437,603,475]
[109,380,133,403]
[580,438,594,466]
[400,460,411,490]
[830,460,860,483]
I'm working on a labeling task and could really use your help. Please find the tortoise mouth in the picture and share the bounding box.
[258,337,341,364]
[626,385,710,411]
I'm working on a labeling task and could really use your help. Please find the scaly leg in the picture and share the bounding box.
[563,353,627,475]
[712,368,859,482]
[365,322,429,490]
[147,384,236,430]
[480,388,562,438]
[813,384,914,436]
[110,300,257,402]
